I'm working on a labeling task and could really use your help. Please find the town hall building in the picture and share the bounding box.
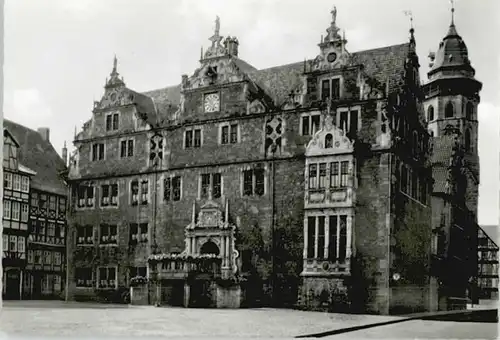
[66,5,480,314]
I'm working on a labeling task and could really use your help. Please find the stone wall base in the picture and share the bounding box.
[130,285,149,305]
[299,276,350,312]
[216,284,242,308]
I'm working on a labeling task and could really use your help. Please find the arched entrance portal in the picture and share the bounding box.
[200,241,220,256]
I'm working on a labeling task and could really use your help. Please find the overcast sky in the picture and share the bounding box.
[4,0,499,225]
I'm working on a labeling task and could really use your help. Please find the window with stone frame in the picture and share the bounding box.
[75,267,93,288]
[54,252,62,266]
[106,113,119,131]
[129,223,148,245]
[76,225,93,245]
[120,139,134,158]
[43,250,52,265]
[11,202,20,221]
[301,114,321,136]
[34,250,42,264]
[340,161,349,187]
[4,172,12,189]
[101,184,118,207]
[91,143,105,161]
[140,180,149,204]
[164,176,182,202]
[221,123,238,145]
[77,185,94,208]
[445,102,454,118]
[129,266,147,279]
[185,128,202,148]
[308,215,350,263]
[100,224,117,245]
[48,223,56,237]
[308,164,318,189]
[318,163,327,189]
[200,173,222,199]
[98,267,117,289]
[17,236,25,255]
[242,167,265,197]
[130,180,139,205]
[55,223,65,240]
[321,78,341,101]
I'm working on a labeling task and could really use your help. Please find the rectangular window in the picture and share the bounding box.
[3,234,8,252]
[111,184,118,205]
[321,79,330,101]
[185,130,193,148]
[307,217,315,259]
[101,185,110,206]
[48,223,56,236]
[38,221,46,236]
[120,139,134,158]
[194,129,202,147]
[230,124,238,144]
[98,267,117,289]
[131,180,139,205]
[329,216,338,261]
[13,174,21,191]
[302,116,310,136]
[221,125,229,144]
[112,114,119,130]
[49,196,56,212]
[17,236,25,253]
[75,268,93,288]
[34,250,42,264]
[4,200,11,219]
[129,223,147,244]
[21,176,29,192]
[213,173,221,198]
[4,172,12,189]
[201,174,210,199]
[340,161,349,187]
[339,215,347,262]
[21,204,29,222]
[242,169,265,197]
[339,111,348,131]
[330,162,339,188]
[101,184,118,207]
[349,110,359,138]
[319,163,327,189]
[140,180,149,204]
[77,185,94,208]
[308,164,317,189]
[301,115,321,136]
[317,216,325,260]
[331,78,340,100]
[100,224,117,245]
[255,168,265,196]
[92,143,105,161]
[40,194,47,210]
[43,250,52,265]
[9,236,17,252]
[11,202,20,220]
[76,225,93,245]
[164,176,181,201]
[106,115,112,131]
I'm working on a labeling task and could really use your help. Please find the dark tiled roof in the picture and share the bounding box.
[430,135,456,194]
[142,42,410,122]
[4,119,67,196]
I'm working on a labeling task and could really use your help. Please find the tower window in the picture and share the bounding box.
[445,102,454,118]
[427,106,435,121]
[466,102,474,120]
[465,129,471,152]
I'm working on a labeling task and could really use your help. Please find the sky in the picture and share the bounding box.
[4,0,500,225]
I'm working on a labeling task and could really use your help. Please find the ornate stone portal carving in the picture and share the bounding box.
[185,200,239,277]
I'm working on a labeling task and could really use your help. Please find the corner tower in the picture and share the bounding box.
[422,4,482,216]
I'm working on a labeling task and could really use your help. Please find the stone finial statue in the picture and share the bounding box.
[331,6,337,24]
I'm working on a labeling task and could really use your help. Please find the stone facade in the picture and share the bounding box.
[66,7,480,314]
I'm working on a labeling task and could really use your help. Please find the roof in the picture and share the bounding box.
[4,119,67,196]
[481,225,499,247]
[141,42,410,122]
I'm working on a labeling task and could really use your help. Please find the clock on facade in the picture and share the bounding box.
[327,52,337,63]
[204,93,220,112]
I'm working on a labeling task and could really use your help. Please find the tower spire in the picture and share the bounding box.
[113,54,117,74]
[450,0,455,26]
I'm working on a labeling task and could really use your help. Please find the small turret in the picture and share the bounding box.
[62,141,68,166]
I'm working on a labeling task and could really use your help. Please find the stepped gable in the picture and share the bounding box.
[4,119,67,195]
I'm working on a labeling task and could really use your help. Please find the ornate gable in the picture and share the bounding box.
[305,114,354,157]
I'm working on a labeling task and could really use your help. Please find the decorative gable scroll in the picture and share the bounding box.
[305,114,354,157]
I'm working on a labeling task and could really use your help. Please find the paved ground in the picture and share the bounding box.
[0,301,401,338]
[0,300,497,339]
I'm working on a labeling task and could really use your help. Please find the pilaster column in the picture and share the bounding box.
[347,215,353,259]
[324,215,330,259]
[187,236,192,255]
[314,216,319,259]
[303,216,308,259]
[225,236,230,266]
[221,236,226,267]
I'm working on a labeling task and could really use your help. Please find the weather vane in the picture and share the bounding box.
[403,10,413,30]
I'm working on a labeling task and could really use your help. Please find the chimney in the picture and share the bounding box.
[226,37,239,57]
[37,127,50,142]
[62,141,68,166]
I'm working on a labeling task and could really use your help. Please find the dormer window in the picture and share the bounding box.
[321,78,341,101]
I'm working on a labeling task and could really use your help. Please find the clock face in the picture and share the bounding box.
[204,93,220,112]
[327,52,337,63]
